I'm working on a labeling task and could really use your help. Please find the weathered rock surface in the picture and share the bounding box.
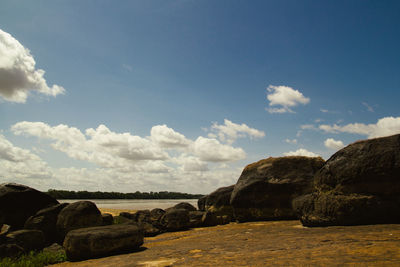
[230,156,325,222]
[6,229,45,252]
[24,203,69,244]
[63,224,143,261]
[294,134,400,226]
[56,201,103,241]
[0,183,59,229]
[203,185,235,218]
[160,208,190,231]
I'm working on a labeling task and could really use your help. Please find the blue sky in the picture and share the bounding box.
[1,0,400,193]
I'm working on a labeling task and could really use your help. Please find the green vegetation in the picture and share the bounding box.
[46,189,204,200]
[0,250,66,267]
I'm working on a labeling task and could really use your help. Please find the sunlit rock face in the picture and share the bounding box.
[294,134,400,226]
[230,156,325,222]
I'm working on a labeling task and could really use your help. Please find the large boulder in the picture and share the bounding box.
[24,203,69,245]
[203,185,235,218]
[294,134,400,226]
[63,224,143,261]
[0,183,59,229]
[56,201,103,241]
[160,208,190,231]
[230,156,325,222]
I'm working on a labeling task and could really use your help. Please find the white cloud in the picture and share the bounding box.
[324,138,345,150]
[209,119,265,144]
[191,136,246,162]
[266,85,310,113]
[319,116,400,138]
[150,124,191,148]
[172,154,209,172]
[0,134,51,179]
[0,29,65,103]
[283,148,320,157]
[285,138,297,144]
[5,120,257,193]
[301,124,316,130]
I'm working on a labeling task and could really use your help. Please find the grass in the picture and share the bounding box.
[0,249,66,267]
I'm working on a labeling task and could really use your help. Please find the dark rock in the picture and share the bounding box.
[150,208,165,222]
[0,243,24,258]
[204,185,235,218]
[0,183,59,229]
[172,202,197,212]
[230,156,325,222]
[24,203,68,245]
[56,201,103,241]
[198,196,206,211]
[6,229,45,252]
[201,211,219,227]
[131,210,151,223]
[102,213,113,225]
[119,212,134,220]
[113,215,133,225]
[136,222,161,237]
[294,134,400,226]
[188,211,205,228]
[160,208,190,231]
[63,224,143,261]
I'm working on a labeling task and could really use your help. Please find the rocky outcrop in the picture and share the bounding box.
[160,209,190,231]
[0,183,59,229]
[197,196,206,211]
[230,156,325,222]
[294,134,400,226]
[188,211,205,228]
[56,201,103,241]
[63,224,143,261]
[24,203,69,244]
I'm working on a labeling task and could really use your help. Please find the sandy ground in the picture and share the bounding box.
[98,208,137,216]
[51,220,400,267]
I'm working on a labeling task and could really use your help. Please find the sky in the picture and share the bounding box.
[1,0,400,194]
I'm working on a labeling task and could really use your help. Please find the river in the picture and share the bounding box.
[58,199,199,211]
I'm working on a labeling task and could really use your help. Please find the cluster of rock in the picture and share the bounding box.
[199,134,400,227]
[0,184,143,261]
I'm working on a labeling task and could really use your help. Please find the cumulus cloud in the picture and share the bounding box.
[0,134,51,179]
[150,124,191,148]
[0,29,65,103]
[266,85,310,113]
[12,122,170,172]
[283,148,320,157]
[191,136,246,162]
[324,138,345,150]
[319,116,400,138]
[5,120,258,193]
[209,119,265,144]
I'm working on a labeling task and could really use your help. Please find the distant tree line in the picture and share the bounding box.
[46,189,204,200]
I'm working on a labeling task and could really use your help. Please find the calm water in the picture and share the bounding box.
[58,199,199,211]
